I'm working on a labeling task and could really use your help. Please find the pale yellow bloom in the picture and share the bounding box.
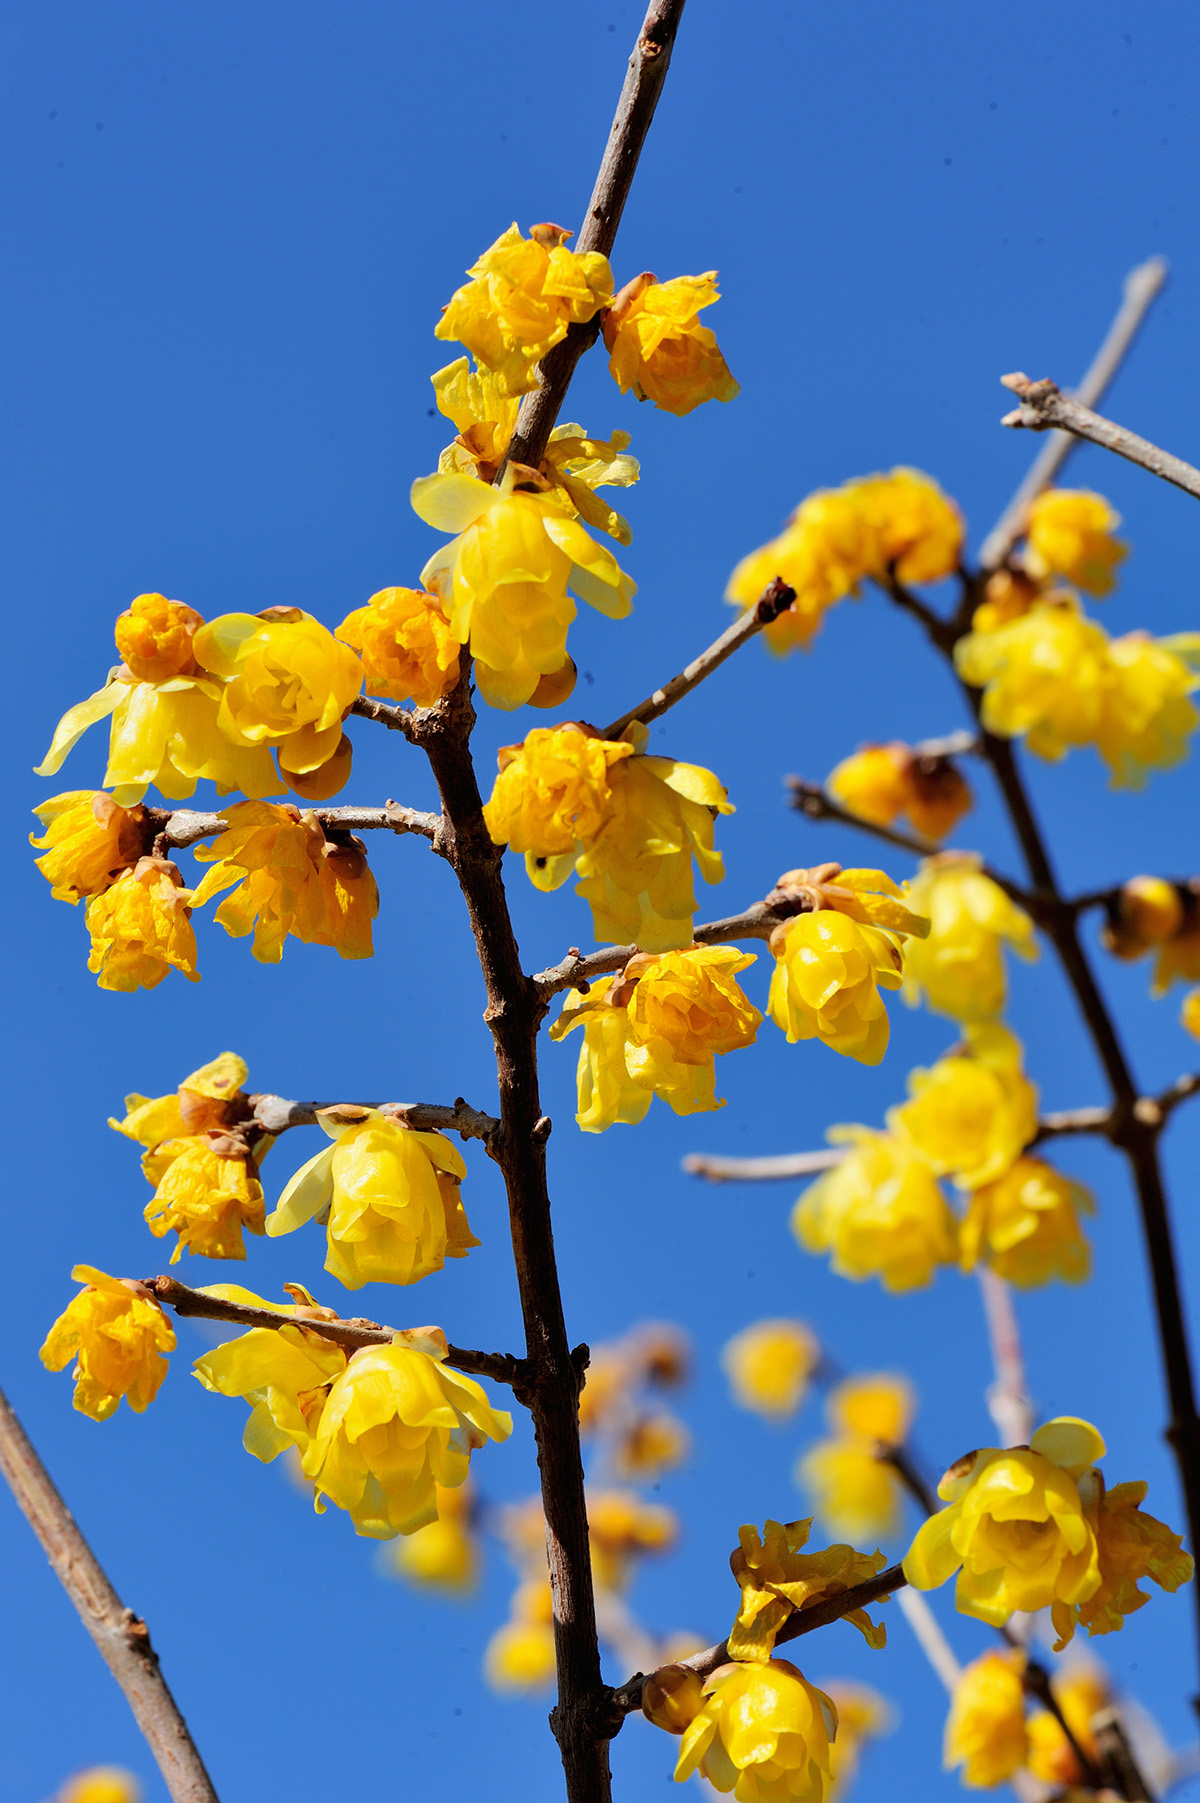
[943,1649,1029,1788]
[902,854,1037,1023]
[603,271,739,416]
[193,1287,349,1462]
[58,1769,141,1803]
[85,856,199,991]
[826,743,972,844]
[1025,1664,1108,1786]
[31,791,147,903]
[959,1156,1093,1288]
[792,1128,958,1293]
[674,1658,838,1802]
[1025,489,1126,595]
[266,1107,477,1290]
[888,1023,1038,1188]
[485,1580,558,1691]
[387,1481,479,1593]
[1075,1479,1194,1638]
[335,587,461,708]
[41,1266,175,1421]
[797,1443,905,1545]
[722,1320,821,1421]
[955,593,1112,760]
[827,1374,915,1448]
[1099,630,1200,788]
[728,1518,889,1660]
[432,356,520,480]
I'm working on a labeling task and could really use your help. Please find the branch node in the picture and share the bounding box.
[532,1115,553,1144]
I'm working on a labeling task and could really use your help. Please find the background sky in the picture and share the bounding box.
[3,3,1200,1800]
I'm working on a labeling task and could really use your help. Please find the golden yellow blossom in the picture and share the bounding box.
[435,221,613,396]
[1025,1664,1107,1786]
[943,1649,1029,1788]
[432,356,520,480]
[57,1769,141,1803]
[41,1266,175,1421]
[335,587,461,708]
[960,1156,1093,1288]
[193,1288,349,1462]
[674,1658,838,1802]
[971,568,1040,633]
[1099,630,1200,787]
[191,800,377,962]
[540,425,641,546]
[823,1683,892,1793]
[31,791,147,903]
[603,271,739,416]
[1101,875,1186,960]
[722,1319,821,1421]
[109,1050,250,1158]
[485,1580,558,1692]
[85,856,199,991]
[643,1663,708,1735]
[114,591,203,680]
[729,1518,889,1659]
[828,1374,915,1448]
[902,854,1037,1023]
[614,1412,691,1480]
[1075,1479,1194,1637]
[826,743,972,844]
[955,594,1111,759]
[1025,489,1127,596]
[792,1128,958,1293]
[888,1023,1038,1188]
[266,1107,476,1290]
[1184,987,1200,1038]
[551,947,761,1131]
[797,1441,905,1545]
[143,1135,267,1263]
[588,1488,678,1592]
[411,465,634,711]
[301,1331,512,1538]
[483,723,633,854]
[387,1481,479,1593]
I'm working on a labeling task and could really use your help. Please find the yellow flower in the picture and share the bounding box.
[1074,1479,1194,1637]
[485,1580,558,1692]
[728,1518,889,1660]
[792,1128,958,1293]
[483,723,633,854]
[1153,919,1200,995]
[191,608,363,788]
[114,591,204,680]
[722,1319,821,1421]
[1025,1664,1107,1786]
[432,356,521,481]
[301,1330,512,1538]
[602,271,739,416]
[954,593,1112,760]
[797,1441,905,1545]
[589,1488,678,1591]
[852,469,964,584]
[551,947,762,1132]
[57,1769,141,1803]
[888,1023,1038,1189]
[193,1287,349,1462]
[109,1050,251,1154]
[85,856,199,991]
[822,1683,891,1793]
[614,1412,691,1480]
[1100,875,1186,960]
[1025,489,1127,595]
[335,587,461,708]
[971,567,1040,633]
[266,1106,477,1290]
[827,1374,915,1448]
[143,1134,267,1262]
[31,791,148,903]
[1099,630,1200,788]
[943,1649,1029,1788]
[674,1657,838,1802]
[577,1344,630,1435]
[411,466,635,711]
[1184,987,1200,1038]
[901,854,1037,1023]
[435,221,613,396]
[191,800,378,962]
[826,743,972,843]
[959,1156,1093,1288]
[539,425,640,547]
[41,1265,175,1421]
[643,1663,708,1735]
[387,1480,479,1593]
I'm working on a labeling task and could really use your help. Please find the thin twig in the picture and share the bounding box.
[153,801,443,851]
[681,1149,843,1182]
[1000,374,1200,503]
[1032,1105,1115,1143]
[0,1381,220,1803]
[349,694,421,739]
[1023,1661,1107,1792]
[246,1093,499,1145]
[882,1443,939,1518]
[976,1269,1033,1448]
[600,578,796,741]
[895,1587,961,1692]
[978,256,1168,571]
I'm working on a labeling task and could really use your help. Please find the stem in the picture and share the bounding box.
[0,1382,219,1803]
[976,1270,1033,1448]
[1000,373,1200,503]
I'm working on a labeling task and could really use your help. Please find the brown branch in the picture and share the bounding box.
[349,694,421,739]
[882,1443,939,1518]
[154,801,443,851]
[1000,373,1200,503]
[0,1381,220,1803]
[502,0,688,473]
[600,578,796,741]
[246,1093,500,1146]
[978,256,1168,571]
[681,1149,843,1182]
[1032,1105,1114,1143]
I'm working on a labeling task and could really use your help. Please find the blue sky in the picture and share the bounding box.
[3,2,1200,1799]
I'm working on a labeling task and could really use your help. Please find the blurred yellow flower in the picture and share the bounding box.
[959,1156,1093,1288]
[797,1441,905,1545]
[826,742,972,843]
[1101,875,1185,961]
[193,1289,348,1462]
[902,854,1036,1023]
[1025,488,1126,595]
[41,1266,175,1421]
[588,1488,678,1592]
[792,1128,958,1293]
[335,587,461,708]
[485,1579,558,1691]
[387,1481,479,1594]
[31,791,147,903]
[728,1518,889,1660]
[58,1768,141,1803]
[85,856,199,991]
[614,1412,691,1480]
[823,1682,892,1794]
[1184,987,1200,1038]
[603,271,739,416]
[888,1023,1038,1188]
[1100,630,1200,788]
[674,1657,838,1802]
[827,1374,915,1448]
[722,1319,821,1421]
[1025,1664,1107,1786]
[955,593,1111,760]
[943,1649,1029,1788]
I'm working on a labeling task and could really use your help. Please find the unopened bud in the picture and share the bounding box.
[642,1663,706,1734]
[282,733,354,803]
[1102,877,1185,960]
[529,658,578,710]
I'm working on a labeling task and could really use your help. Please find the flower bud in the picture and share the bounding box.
[529,657,578,709]
[642,1662,705,1734]
[281,734,354,802]
[1102,876,1185,959]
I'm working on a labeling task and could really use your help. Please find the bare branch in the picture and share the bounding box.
[1158,1071,1200,1121]
[246,1093,500,1146]
[979,256,1168,571]
[1033,1105,1115,1143]
[682,1149,843,1182]
[349,694,422,739]
[600,578,796,742]
[155,801,443,851]
[1000,374,1200,503]
[977,1270,1033,1448]
[0,1381,220,1803]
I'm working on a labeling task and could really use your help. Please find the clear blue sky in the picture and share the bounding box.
[4,3,1200,1799]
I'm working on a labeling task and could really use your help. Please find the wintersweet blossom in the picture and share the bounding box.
[588,1489,678,1591]
[411,466,635,711]
[1184,988,1200,1039]
[266,1107,477,1290]
[603,271,739,415]
[1025,1665,1107,1786]
[943,1649,1029,1788]
[434,221,613,396]
[674,1658,838,1802]
[1152,917,1200,995]
[193,1287,348,1462]
[822,1684,892,1794]
[109,1050,251,1159]
[57,1770,141,1803]
[901,855,1037,1023]
[1100,875,1186,961]
[728,1518,889,1660]
[827,1374,915,1449]
[335,587,461,709]
[955,594,1112,761]
[888,1024,1038,1189]
[485,1580,558,1691]
[85,856,199,990]
[798,1440,905,1546]
[1077,1479,1194,1637]
[1100,630,1200,787]
[826,743,972,844]
[614,1412,691,1481]
[792,1128,958,1293]
[40,1266,175,1420]
[959,1156,1094,1288]
[31,791,147,903]
[143,1135,267,1263]
[387,1481,479,1593]
[551,947,762,1131]
[431,356,520,480]
[1025,488,1127,595]
[722,1319,821,1421]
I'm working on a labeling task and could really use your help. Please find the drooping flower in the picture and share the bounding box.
[826,742,972,843]
[588,1488,679,1591]
[954,593,1112,761]
[485,1580,558,1692]
[143,1135,267,1263]
[109,1050,252,1158]
[387,1480,479,1594]
[674,1658,838,1802]
[1025,489,1127,595]
[193,1286,349,1462]
[40,1266,175,1420]
[31,791,148,903]
[56,1769,141,1803]
[1025,1663,1107,1786]
[435,221,613,396]
[722,1319,821,1421]
[1074,1479,1194,1637]
[1100,875,1186,961]
[959,1156,1094,1288]
[603,271,739,416]
[943,1649,1029,1788]
[728,1518,889,1660]
[1098,630,1200,788]
[190,801,378,961]
[85,856,200,991]
[888,1023,1038,1189]
[792,1128,958,1293]
[551,947,762,1132]
[901,854,1037,1023]
[335,587,461,709]
[411,465,635,710]
[266,1106,477,1290]
[300,1330,512,1538]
